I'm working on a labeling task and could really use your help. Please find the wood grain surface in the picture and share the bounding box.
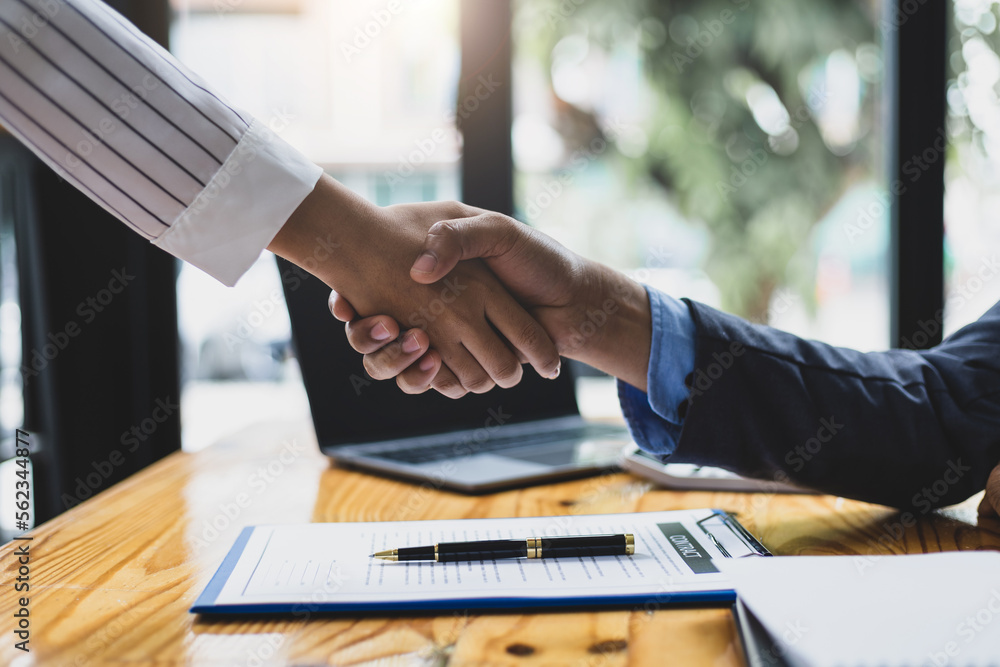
[2,419,998,666]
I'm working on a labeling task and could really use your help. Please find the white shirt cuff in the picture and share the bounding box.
[152,119,324,286]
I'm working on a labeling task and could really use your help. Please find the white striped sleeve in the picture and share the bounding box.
[0,0,322,286]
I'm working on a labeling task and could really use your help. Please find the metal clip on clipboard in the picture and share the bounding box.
[697,510,771,559]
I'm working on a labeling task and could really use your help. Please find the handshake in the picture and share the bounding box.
[325,200,652,399]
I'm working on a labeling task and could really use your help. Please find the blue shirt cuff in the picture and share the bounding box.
[617,286,696,458]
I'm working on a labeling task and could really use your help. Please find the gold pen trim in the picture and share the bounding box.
[372,549,398,562]
[526,537,541,559]
[434,544,439,562]
[625,534,635,556]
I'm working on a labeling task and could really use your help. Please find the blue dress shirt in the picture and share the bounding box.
[617,286,696,458]
[615,288,1000,509]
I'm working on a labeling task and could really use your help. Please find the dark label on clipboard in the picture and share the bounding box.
[657,523,719,574]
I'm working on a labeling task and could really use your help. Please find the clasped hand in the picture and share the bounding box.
[328,204,652,397]
[268,176,562,396]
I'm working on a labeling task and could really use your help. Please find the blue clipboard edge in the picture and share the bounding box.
[191,589,736,615]
[191,525,255,611]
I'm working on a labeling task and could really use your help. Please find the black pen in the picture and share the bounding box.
[371,533,635,562]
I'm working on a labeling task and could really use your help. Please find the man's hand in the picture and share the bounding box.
[268,176,561,394]
[977,464,1000,519]
[329,210,653,394]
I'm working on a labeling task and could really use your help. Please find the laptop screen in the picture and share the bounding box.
[280,259,580,446]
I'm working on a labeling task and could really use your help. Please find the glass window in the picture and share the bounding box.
[513,0,888,351]
[945,0,1000,336]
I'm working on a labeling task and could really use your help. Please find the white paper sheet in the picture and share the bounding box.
[718,552,1000,667]
[203,510,757,609]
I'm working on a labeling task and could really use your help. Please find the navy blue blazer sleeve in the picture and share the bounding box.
[669,299,1000,510]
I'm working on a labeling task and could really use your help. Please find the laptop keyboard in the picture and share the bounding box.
[371,425,621,464]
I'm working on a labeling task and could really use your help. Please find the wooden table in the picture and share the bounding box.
[3,419,999,666]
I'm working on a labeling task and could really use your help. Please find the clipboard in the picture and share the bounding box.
[191,509,770,615]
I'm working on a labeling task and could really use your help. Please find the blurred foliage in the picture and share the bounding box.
[516,0,881,321]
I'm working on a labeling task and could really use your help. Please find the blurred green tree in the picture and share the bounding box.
[516,0,880,322]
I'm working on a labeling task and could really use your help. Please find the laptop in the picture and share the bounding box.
[279,258,630,493]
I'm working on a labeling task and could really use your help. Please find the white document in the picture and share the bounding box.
[718,552,1000,667]
[192,509,766,613]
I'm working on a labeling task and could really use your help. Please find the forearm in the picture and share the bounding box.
[266,174,381,290]
[559,262,652,391]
